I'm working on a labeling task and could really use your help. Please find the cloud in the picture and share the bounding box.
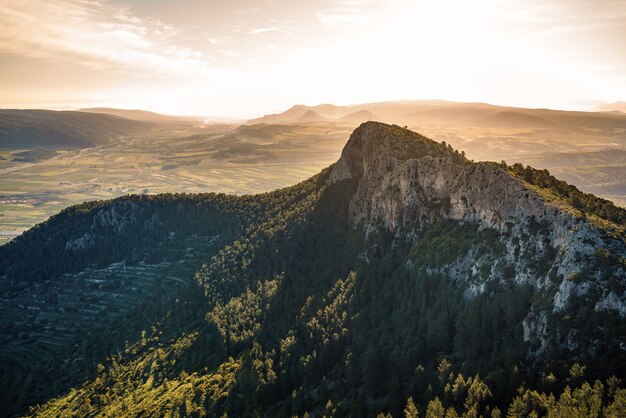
[0,0,220,78]
[0,0,624,116]
[316,0,380,28]
[499,0,626,26]
[317,12,369,26]
[235,7,262,15]
[250,26,289,35]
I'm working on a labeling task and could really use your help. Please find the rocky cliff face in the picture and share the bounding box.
[63,200,159,251]
[331,122,626,357]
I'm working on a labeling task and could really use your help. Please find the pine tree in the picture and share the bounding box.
[404,396,419,418]
[426,397,445,418]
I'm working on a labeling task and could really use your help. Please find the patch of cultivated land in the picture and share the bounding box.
[0,123,354,242]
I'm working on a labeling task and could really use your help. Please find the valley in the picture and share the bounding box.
[1,102,625,244]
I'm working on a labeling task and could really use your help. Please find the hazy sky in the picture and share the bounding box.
[0,0,624,117]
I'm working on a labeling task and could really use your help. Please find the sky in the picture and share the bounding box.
[0,0,624,118]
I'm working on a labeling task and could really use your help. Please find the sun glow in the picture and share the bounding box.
[0,0,623,116]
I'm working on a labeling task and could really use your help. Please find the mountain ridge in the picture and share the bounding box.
[79,108,200,123]
[332,122,625,311]
[247,100,626,131]
[0,109,149,148]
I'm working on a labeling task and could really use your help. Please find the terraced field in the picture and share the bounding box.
[0,230,222,414]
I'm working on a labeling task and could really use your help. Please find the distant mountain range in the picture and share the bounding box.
[595,101,626,113]
[248,100,626,131]
[3,101,625,150]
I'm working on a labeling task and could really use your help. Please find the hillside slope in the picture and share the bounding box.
[79,108,198,123]
[0,109,149,148]
[1,122,625,417]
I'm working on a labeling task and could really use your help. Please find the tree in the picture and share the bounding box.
[438,359,452,385]
[426,397,445,418]
[464,375,492,411]
[404,396,419,418]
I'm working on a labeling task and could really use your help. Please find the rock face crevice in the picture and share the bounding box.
[331,121,626,357]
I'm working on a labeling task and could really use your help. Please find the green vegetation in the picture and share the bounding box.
[409,221,503,267]
[506,162,626,225]
[10,149,58,163]
[1,123,625,416]
[502,162,626,237]
[2,169,623,416]
[28,330,626,418]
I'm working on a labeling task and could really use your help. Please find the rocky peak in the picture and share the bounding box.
[330,122,572,236]
[330,121,465,184]
[328,121,626,351]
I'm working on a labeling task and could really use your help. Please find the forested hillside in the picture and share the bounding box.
[1,122,625,417]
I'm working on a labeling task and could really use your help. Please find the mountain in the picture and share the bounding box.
[79,108,199,123]
[241,101,626,208]
[247,105,336,125]
[311,103,351,118]
[0,109,148,149]
[246,104,313,124]
[338,109,377,123]
[595,101,626,113]
[1,122,625,417]
[291,109,330,123]
[246,100,626,131]
[473,111,556,128]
